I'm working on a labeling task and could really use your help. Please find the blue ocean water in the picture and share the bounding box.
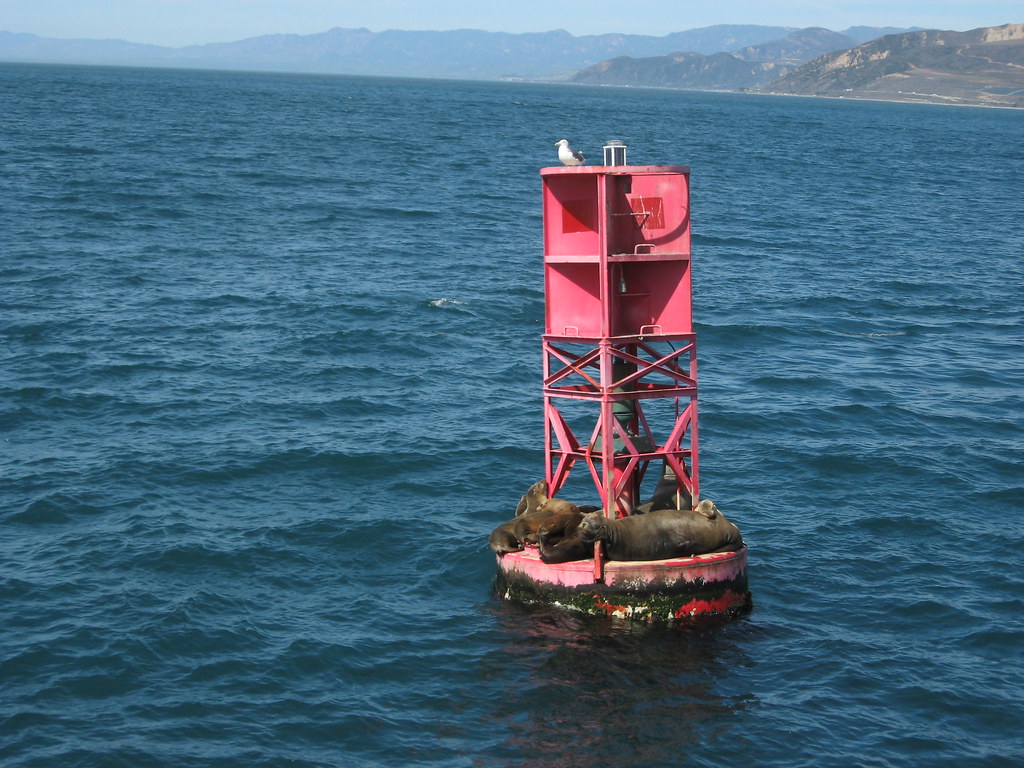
[1,62,1022,767]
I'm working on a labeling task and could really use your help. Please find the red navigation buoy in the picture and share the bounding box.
[495,146,750,620]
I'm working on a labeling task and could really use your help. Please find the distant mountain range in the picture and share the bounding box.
[1,22,1022,107]
[570,27,864,89]
[0,24,900,80]
[570,23,1024,107]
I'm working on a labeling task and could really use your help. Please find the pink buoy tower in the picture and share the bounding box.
[495,142,750,620]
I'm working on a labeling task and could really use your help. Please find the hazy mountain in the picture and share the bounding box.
[730,27,858,65]
[569,51,788,90]
[568,26,880,89]
[4,22,1017,108]
[764,23,1024,108]
[0,30,171,65]
[843,26,923,44]
[0,25,798,80]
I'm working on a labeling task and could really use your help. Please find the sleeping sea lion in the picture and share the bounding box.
[511,498,581,544]
[537,512,590,564]
[576,500,743,561]
[488,480,584,555]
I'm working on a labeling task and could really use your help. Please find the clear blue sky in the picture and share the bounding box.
[2,1,1020,47]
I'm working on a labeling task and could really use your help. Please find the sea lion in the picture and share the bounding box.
[576,500,744,561]
[633,462,692,514]
[514,479,548,516]
[537,512,590,564]
[488,480,585,555]
[511,499,600,545]
[489,506,567,555]
[488,523,524,555]
[510,508,557,546]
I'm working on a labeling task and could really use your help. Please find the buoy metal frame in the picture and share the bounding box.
[543,331,699,519]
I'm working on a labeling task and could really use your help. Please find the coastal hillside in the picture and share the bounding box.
[568,27,862,89]
[569,50,788,90]
[764,23,1024,107]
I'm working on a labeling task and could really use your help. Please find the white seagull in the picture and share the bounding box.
[555,139,585,166]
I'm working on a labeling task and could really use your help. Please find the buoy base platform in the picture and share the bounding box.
[494,546,750,622]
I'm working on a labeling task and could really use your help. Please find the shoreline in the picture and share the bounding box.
[2,58,1021,111]
[539,78,1024,111]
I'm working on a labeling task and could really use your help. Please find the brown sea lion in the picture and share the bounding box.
[488,523,524,555]
[576,500,743,561]
[511,499,579,544]
[488,480,584,555]
[537,512,590,564]
[633,462,692,514]
[514,479,548,516]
